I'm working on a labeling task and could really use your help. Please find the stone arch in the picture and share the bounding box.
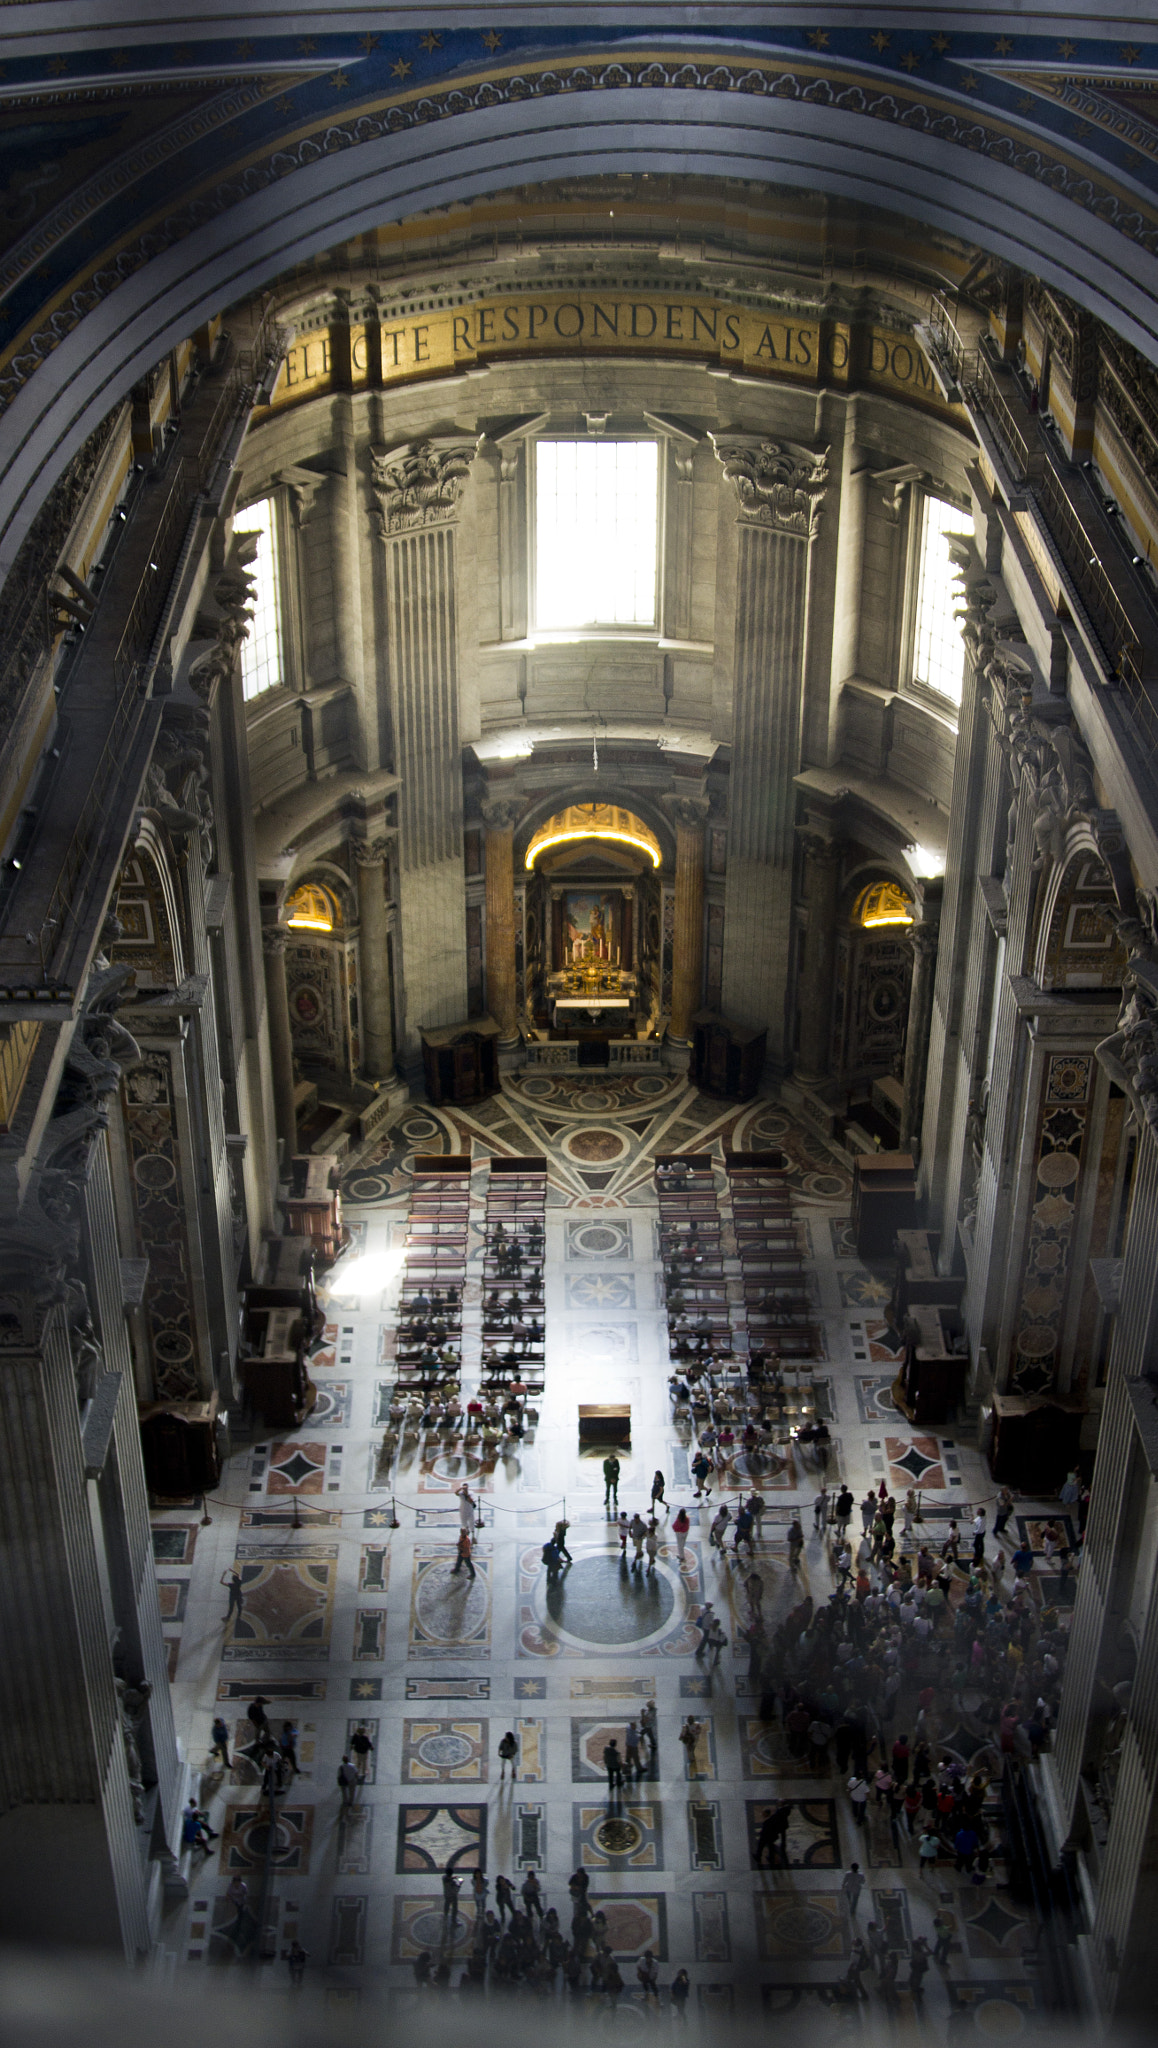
[5,66,1158,575]
[109,826,186,992]
[1033,834,1128,993]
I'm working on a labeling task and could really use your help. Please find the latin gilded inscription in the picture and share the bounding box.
[270,296,953,418]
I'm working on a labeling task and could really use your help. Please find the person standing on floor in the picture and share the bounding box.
[603,1453,621,1509]
[498,1729,519,1782]
[349,1723,373,1783]
[521,1869,544,1921]
[285,1940,308,1988]
[679,1716,703,1778]
[458,1484,478,1533]
[221,1569,244,1625]
[494,1873,515,1923]
[672,1505,691,1562]
[442,1868,461,1923]
[629,1511,647,1567]
[452,1527,475,1579]
[617,1511,630,1561]
[640,1700,658,1775]
[787,1518,804,1573]
[670,1967,690,2020]
[908,1935,931,1997]
[847,1773,869,1828]
[813,1487,829,1535]
[755,1803,792,1867]
[279,1719,299,1780]
[993,1486,1015,1537]
[637,1950,660,2002]
[624,1720,643,1781]
[651,1469,667,1513]
[932,1909,954,1964]
[691,1450,713,1500]
[644,1519,660,1573]
[841,1862,865,1917]
[553,1517,573,1563]
[210,1715,231,1771]
[709,1504,731,1551]
[603,1738,624,1794]
[337,1755,358,1807]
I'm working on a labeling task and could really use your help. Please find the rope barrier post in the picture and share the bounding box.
[387,1494,400,1530]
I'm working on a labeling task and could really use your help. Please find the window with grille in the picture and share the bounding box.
[236,495,285,699]
[534,439,659,632]
[911,493,966,707]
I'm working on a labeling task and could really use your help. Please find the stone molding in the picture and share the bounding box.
[261,923,289,958]
[709,433,829,538]
[371,436,482,538]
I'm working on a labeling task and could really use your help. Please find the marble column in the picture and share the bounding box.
[354,838,395,1080]
[710,433,829,1070]
[372,436,482,1060]
[663,794,710,1045]
[794,830,841,1081]
[262,923,297,1169]
[900,900,942,1154]
[481,797,524,1049]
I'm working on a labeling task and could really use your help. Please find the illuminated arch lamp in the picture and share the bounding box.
[285,882,338,931]
[853,880,914,929]
[524,803,662,870]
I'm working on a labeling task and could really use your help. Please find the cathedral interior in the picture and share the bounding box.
[5,5,1158,2037]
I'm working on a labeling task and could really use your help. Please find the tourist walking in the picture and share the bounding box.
[603,1454,621,1509]
[498,1729,519,1781]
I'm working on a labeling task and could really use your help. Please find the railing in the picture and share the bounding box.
[195,361,248,495]
[1036,465,1146,690]
[111,458,192,690]
[971,343,1043,486]
[928,295,973,392]
[35,666,152,975]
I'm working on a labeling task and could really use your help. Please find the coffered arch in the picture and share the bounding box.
[5,55,1158,579]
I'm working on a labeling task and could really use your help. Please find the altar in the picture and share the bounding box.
[547,966,638,1031]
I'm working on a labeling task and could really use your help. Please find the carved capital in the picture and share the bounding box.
[481,797,526,834]
[906,920,940,960]
[371,436,483,538]
[797,829,841,870]
[188,530,258,705]
[709,433,829,538]
[353,837,390,870]
[660,793,711,835]
[262,923,289,959]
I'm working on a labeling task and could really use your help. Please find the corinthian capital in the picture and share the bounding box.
[262,923,289,959]
[353,837,390,869]
[371,436,483,538]
[708,433,829,538]
[481,796,526,833]
[661,793,711,834]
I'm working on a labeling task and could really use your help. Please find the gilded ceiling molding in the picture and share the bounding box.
[3,51,1158,422]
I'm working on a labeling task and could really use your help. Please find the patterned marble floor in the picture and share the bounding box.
[156,1080,1062,2029]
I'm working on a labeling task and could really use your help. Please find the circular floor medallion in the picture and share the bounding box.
[595,1815,644,1855]
[571,1221,629,1257]
[577,1090,615,1112]
[417,1731,476,1769]
[566,1127,628,1162]
[343,1173,390,1202]
[536,1551,681,1649]
[402,1114,440,1140]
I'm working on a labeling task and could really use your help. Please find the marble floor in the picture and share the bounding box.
[156,1079,1064,2031]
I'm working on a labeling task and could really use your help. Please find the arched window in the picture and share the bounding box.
[235,495,285,699]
